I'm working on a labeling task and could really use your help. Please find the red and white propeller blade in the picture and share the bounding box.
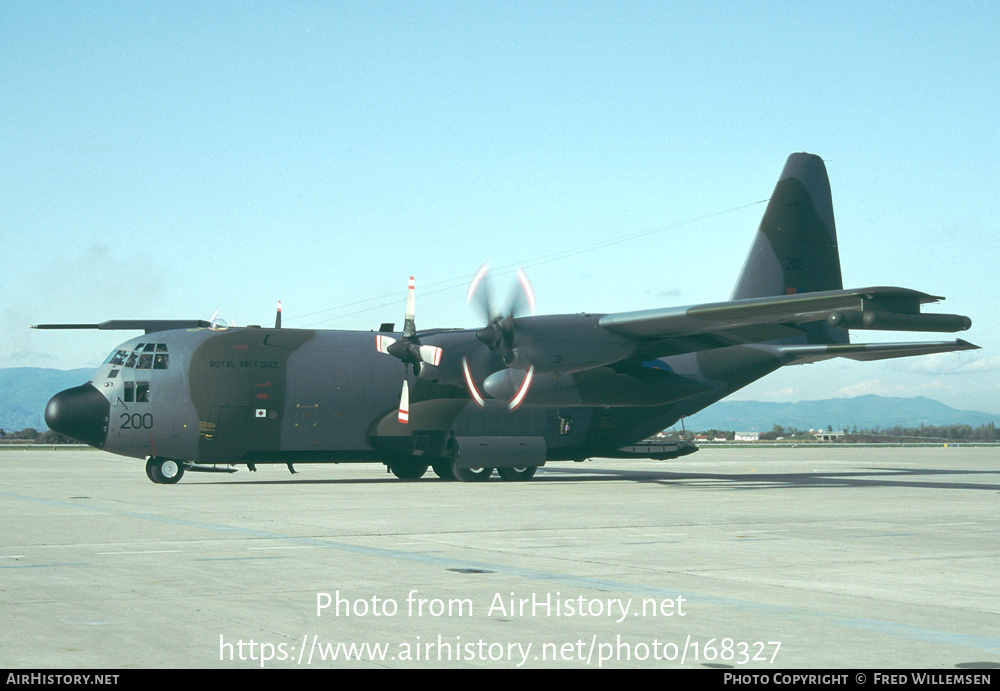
[461,356,486,409]
[508,364,535,411]
[398,379,410,424]
[403,276,416,337]
[467,262,491,308]
[515,267,537,316]
[376,334,396,355]
[374,276,436,424]
[418,345,442,367]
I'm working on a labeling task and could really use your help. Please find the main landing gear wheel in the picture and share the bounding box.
[497,466,537,482]
[146,457,185,484]
[432,462,455,480]
[452,463,494,482]
[389,460,429,480]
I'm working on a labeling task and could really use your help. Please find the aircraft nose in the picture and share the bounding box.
[45,383,110,449]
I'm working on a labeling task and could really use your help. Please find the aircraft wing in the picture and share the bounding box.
[599,287,966,336]
[32,320,211,334]
[598,286,976,360]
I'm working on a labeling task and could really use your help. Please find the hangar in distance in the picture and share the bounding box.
[37,153,977,483]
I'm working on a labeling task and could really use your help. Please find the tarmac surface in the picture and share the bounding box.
[1,445,998,669]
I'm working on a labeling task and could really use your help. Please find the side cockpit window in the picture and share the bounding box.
[123,381,151,403]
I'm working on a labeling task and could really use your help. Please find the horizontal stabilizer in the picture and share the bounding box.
[773,339,979,365]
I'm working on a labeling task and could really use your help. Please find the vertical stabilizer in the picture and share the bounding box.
[731,153,843,300]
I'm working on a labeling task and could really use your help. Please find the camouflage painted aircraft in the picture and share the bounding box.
[37,153,977,484]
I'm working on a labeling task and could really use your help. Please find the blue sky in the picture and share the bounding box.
[3,2,998,413]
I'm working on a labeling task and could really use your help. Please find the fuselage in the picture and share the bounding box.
[46,323,772,469]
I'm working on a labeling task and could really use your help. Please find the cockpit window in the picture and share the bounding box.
[117,343,169,370]
[123,381,150,403]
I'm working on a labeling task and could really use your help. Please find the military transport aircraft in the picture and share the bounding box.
[37,153,977,484]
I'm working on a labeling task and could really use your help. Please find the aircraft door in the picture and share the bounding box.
[282,349,364,451]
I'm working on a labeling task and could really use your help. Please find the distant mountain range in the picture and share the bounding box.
[1,367,997,434]
[0,368,94,431]
[683,394,998,432]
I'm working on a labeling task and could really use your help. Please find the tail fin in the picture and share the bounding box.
[731,153,846,345]
[731,153,843,300]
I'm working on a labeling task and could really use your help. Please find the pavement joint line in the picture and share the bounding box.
[3,488,998,654]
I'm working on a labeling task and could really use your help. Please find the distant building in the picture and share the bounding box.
[734,432,759,442]
[814,430,845,442]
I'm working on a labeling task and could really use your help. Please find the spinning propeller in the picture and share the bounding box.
[376,266,538,422]
[375,277,443,424]
[463,263,537,411]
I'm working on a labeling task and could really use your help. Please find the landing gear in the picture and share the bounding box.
[432,462,455,480]
[497,466,537,482]
[146,457,184,484]
[389,459,429,480]
[452,464,494,482]
[384,452,537,483]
